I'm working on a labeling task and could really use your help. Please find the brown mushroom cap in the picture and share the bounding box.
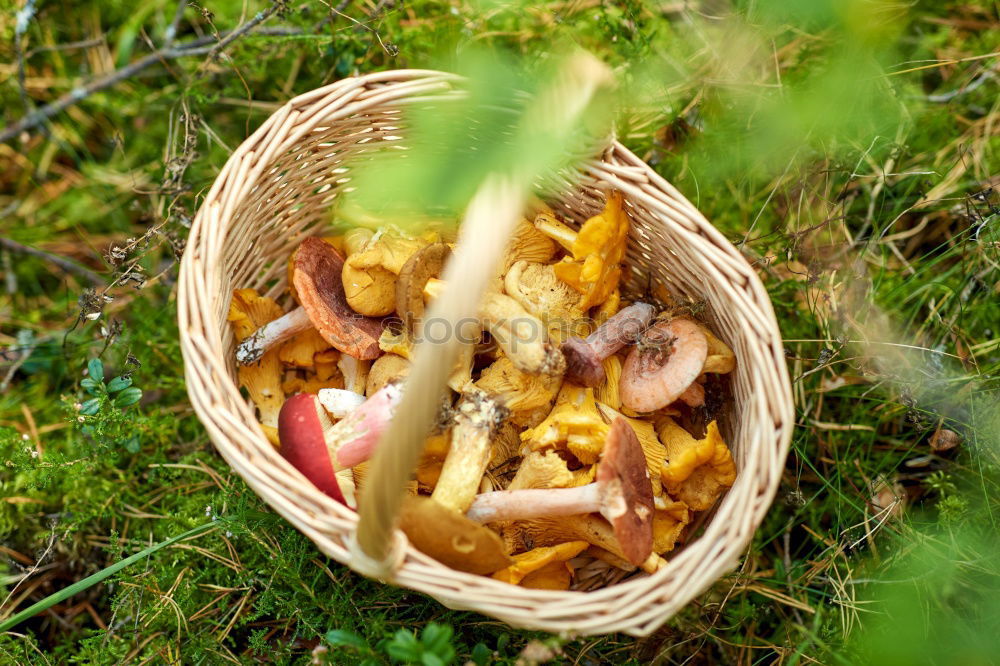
[396,242,451,325]
[398,496,512,575]
[277,393,346,504]
[597,417,654,566]
[293,237,386,360]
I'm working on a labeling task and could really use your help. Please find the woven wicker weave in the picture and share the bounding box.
[178,69,793,637]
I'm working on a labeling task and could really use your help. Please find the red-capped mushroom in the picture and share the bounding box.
[620,318,708,412]
[465,417,654,566]
[561,302,656,386]
[237,238,386,364]
[277,383,402,504]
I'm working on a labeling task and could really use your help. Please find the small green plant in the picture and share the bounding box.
[322,622,457,665]
[76,357,144,452]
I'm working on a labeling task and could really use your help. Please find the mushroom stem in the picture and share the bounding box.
[236,306,311,365]
[562,302,656,386]
[317,388,367,418]
[533,213,577,251]
[431,391,507,513]
[330,383,403,468]
[466,484,602,523]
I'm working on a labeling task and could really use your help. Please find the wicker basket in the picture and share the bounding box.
[178,69,793,637]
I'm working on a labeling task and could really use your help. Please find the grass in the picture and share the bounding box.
[1,0,998,663]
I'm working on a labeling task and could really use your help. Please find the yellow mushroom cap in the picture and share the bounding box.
[658,419,737,511]
[491,541,589,585]
[228,289,285,445]
[475,356,562,426]
[551,191,629,309]
[520,385,609,464]
[278,328,333,367]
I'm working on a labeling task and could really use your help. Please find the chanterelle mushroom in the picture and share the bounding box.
[228,289,285,445]
[561,302,656,387]
[503,261,585,343]
[491,541,588,589]
[536,191,629,309]
[474,356,562,427]
[466,418,654,568]
[521,385,609,465]
[236,238,386,364]
[658,418,736,511]
[620,318,708,412]
[500,218,559,273]
[430,390,509,513]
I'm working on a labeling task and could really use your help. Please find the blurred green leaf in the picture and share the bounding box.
[106,376,132,393]
[325,629,370,651]
[87,358,104,383]
[80,398,101,416]
[113,387,143,408]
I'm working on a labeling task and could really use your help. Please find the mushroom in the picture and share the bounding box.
[317,388,366,417]
[236,238,387,364]
[593,288,622,325]
[227,288,285,445]
[337,354,370,395]
[561,302,656,387]
[474,355,562,427]
[277,384,404,504]
[466,417,654,569]
[507,512,664,573]
[395,242,450,325]
[595,402,666,499]
[491,541,589,589]
[652,499,690,554]
[698,323,736,375]
[430,390,509,513]
[620,318,708,412]
[500,219,559,273]
[365,353,410,396]
[521,385,609,465]
[507,450,580,490]
[423,279,565,376]
[594,355,623,410]
[398,496,512,575]
[278,328,333,367]
[658,418,736,511]
[536,191,629,309]
[341,228,428,316]
[503,261,585,343]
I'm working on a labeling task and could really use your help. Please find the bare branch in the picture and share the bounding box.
[0,237,105,285]
[0,4,290,145]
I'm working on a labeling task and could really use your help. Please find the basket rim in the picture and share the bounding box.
[177,68,794,637]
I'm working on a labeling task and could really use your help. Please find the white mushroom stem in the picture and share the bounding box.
[236,306,311,365]
[466,483,606,523]
[317,388,367,418]
[431,392,506,513]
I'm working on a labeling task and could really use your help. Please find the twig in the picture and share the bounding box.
[164,0,189,47]
[0,6,292,145]
[14,0,38,116]
[0,237,104,285]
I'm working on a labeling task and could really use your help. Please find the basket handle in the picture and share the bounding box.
[353,53,614,575]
